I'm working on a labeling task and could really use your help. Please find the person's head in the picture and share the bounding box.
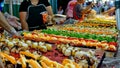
[58,6,63,11]
[77,0,85,4]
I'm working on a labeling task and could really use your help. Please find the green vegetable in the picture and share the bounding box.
[41,29,117,42]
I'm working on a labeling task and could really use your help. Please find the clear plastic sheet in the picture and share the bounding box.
[64,18,78,24]
[101,57,120,68]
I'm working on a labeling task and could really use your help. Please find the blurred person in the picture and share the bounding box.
[102,6,115,16]
[101,1,109,13]
[97,1,104,14]
[66,0,77,19]
[92,3,99,14]
[57,0,70,14]
[57,6,64,14]
[19,0,53,31]
[103,1,109,11]
[108,0,114,9]
[73,0,94,21]
[107,1,115,16]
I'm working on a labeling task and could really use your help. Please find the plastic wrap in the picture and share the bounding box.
[101,57,120,68]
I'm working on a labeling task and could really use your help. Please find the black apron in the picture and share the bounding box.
[27,4,47,31]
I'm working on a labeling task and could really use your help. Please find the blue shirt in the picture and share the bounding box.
[0,0,4,11]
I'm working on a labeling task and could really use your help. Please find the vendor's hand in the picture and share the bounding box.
[10,32,20,37]
[9,15,19,20]
[47,15,52,21]
[9,28,20,36]
[90,2,95,7]
[47,15,53,23]
[4,12,21,30]
[7,16,21,30]
[51,15,56,25]
[102,11,108,15]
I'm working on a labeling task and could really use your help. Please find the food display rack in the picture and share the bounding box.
[0,34,106,68]
[47,18,118,58]
[0,15,119,68]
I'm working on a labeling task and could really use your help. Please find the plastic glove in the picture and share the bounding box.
[7,27,20,37]
[4,12,22,30]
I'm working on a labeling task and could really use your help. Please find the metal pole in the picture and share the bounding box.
[9,0,13,15]
[115,0,120,30]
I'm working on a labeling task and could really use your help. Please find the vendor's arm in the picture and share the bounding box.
[19,1,29,31]
[0,11,18,35]
[44,0,53,16]
[102,7,115,15]
[81,3,94,14]
[46,6,53,16]
[44,0,54,23]
[19,12,29,31]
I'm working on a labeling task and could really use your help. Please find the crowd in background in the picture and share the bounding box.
[91,0,115,15]
[57,0,115,16]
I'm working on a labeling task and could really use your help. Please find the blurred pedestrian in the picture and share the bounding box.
[66,0,77,19]
[73,0,94,21]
